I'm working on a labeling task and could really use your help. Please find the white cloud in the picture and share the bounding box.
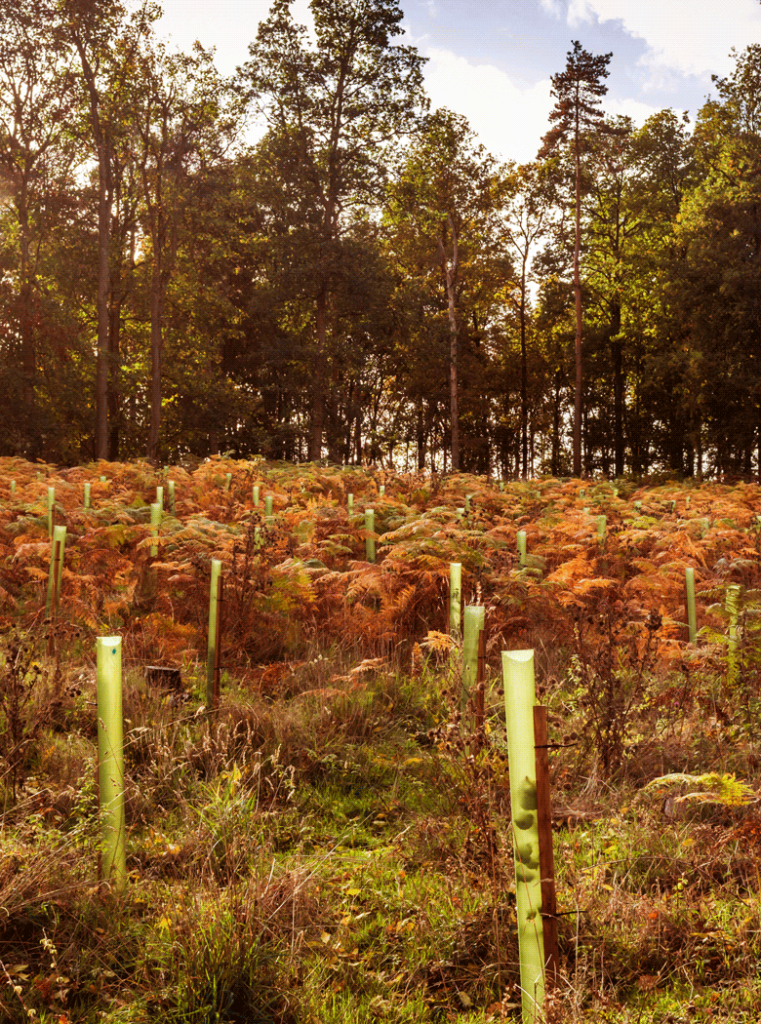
[563,0,761,80]
[421,47,554,163]
[607,96,660,124]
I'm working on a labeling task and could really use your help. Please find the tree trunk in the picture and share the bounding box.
[147,258,164,462]
[439,217,460,473]
[309,286,328,461]
[611,296,624,476]
[95,154,111,460]
[520,259,528,479]
[572,117,583,478]
[108,292,121,460]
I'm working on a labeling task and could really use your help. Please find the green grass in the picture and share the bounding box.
[2,635,761,1023]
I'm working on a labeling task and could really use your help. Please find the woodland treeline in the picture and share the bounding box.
[2,0,761,479]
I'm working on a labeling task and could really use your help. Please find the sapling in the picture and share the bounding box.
[96,636,126,892]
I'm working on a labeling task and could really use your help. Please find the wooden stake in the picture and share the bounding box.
[213,574,223,710]
[533,705,559,991]
[475,623,486,750]
[47,538,62,657]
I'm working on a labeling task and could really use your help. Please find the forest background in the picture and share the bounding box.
[2,0,761,481]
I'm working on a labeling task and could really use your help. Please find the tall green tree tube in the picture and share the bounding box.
[253,485,260,508]
[502,649,545,1023]
[224,472,232,492]
[462,605,485,708]
[167,480,176,515]
[265,495,274,517]
[45,525,67,619]
[365,509,375,563]
[84,481,91,509]
[517,530,527,567]
[449,562,462,636]
[685,567,697,644]
[150,502,161,558]
[155,485,164,511]
[348,493,354,515]
[96,636,126,893]
[206,558,222,706]
[47,485,55,538]
[597,515,607,548]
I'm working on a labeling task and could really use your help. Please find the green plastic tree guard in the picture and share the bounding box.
[462,605,485,708]
[84,482,91,509]
[150,503,161,558]
[206,559,222,706]
[224,472,232,492]
[45,525,67,620]
[347,493,354,515]
[502,649,545,1023]
[253,485,260,508]
[167,480,176,515]
[96,636,126,892]
[365,509,375,563]
[685,567,697,644]
[597,515,607,549]
[265,495,274,517]
[47,486,55,538]
[379,484,385,497]
[449,562,462,636]
[10,480,15,494]
[517,530,527,567]
[155,485,163,512]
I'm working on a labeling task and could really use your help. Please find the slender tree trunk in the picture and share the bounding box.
[147,258,164,462]
[95,155,111,460]
[108,293,121,460]
[309,286,328,461]
[439,217,460,473]
[572,118,583,477]
[416,400,425,471]
[520,260,528,479]
[611,296,624,476]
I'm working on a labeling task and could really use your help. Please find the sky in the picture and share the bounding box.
[156,0,761,163]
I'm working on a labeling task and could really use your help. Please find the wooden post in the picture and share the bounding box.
[475,624,487,750]
[533,705,559,992]
[47,537,63,658]
[213,574,223,710]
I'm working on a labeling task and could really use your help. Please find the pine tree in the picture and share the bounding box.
[540,40,613,477]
